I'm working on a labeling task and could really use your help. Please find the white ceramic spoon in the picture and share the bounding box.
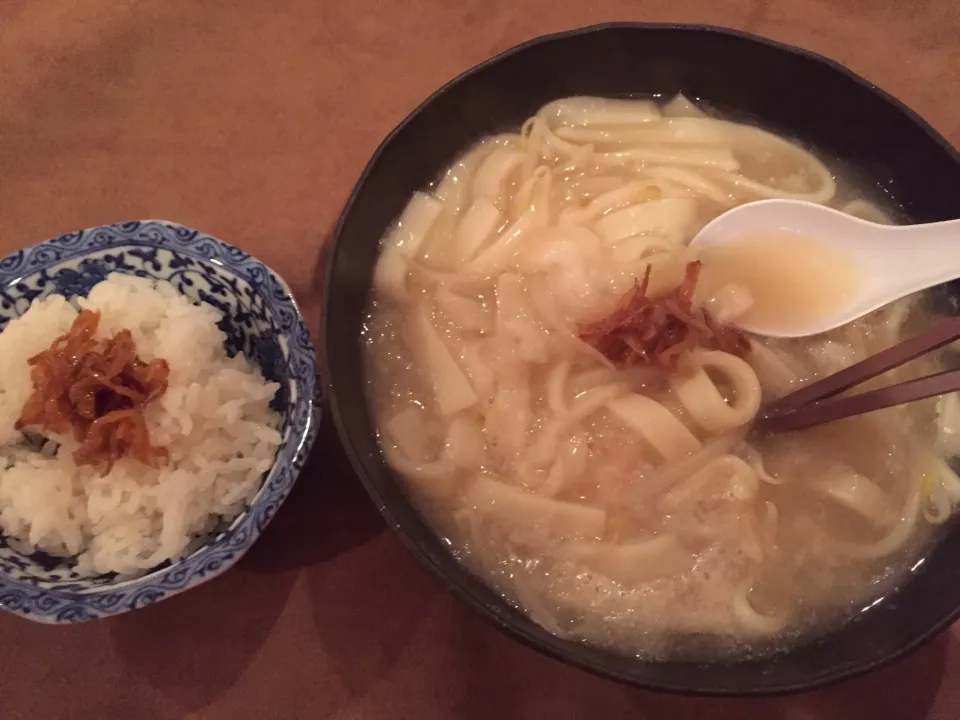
[690,198,960,338]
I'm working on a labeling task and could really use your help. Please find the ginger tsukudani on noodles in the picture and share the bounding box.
[578,261,751,373]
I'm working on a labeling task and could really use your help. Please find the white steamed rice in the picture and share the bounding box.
[0,273,283,576]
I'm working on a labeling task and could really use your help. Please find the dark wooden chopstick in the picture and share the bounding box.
[766,315,960,414]
[756,368,960,434]
[754,315,960,435]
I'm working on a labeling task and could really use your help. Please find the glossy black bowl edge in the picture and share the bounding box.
[321,23,960,696]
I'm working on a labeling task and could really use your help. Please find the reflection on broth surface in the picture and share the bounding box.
[361,95,960,660]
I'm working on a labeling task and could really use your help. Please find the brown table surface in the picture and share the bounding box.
[2,1,959,718]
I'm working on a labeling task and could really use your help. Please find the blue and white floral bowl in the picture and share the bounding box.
[0,220,319,623]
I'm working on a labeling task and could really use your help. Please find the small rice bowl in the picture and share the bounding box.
[0,274,283,576]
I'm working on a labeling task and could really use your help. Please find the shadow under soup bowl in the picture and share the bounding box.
[322,24,960,695]
[0,220,318,623]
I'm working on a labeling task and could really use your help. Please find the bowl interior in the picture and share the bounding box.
[0,226,306,592]
[323,24,960,695]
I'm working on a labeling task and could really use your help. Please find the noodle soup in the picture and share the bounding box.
[361,96,960,659]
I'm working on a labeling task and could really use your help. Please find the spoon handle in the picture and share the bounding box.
[872,219,960,295]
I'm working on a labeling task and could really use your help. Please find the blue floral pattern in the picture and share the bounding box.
[0,221,319,623]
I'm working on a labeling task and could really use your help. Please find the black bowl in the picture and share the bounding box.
[321,23,960,695]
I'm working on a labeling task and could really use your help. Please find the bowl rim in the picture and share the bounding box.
[322,22,960,695]
[0,219,319,623]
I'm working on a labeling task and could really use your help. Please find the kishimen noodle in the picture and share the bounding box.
[361,95,959,659]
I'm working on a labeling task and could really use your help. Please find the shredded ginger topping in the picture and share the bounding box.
[578,261,751,373]
[16,309,171,473]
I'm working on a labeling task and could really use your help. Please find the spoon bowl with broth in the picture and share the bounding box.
[692,199,960,338]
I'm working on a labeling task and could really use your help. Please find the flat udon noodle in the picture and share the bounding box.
[369,94,952,654]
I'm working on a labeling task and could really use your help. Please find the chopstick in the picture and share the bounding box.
[754,315,960,435]
[756,368,960,433]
